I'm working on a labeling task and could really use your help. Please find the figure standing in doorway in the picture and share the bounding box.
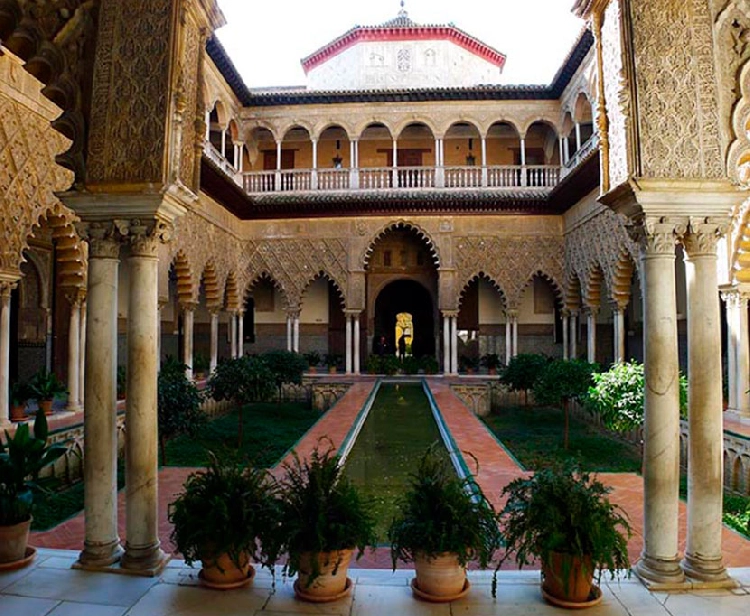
[398,335,406,361]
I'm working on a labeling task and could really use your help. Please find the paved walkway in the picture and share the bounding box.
[1,549,749,616]
[31,377,750,570]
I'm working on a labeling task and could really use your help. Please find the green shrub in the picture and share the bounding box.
[261,350,307,402]
[158,358,206,465]
[500,354,548,404]
[401,355,421,375]
[587,361,688,432]
[419,355,440,375]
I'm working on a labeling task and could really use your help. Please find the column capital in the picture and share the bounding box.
[681,217,730,258]
[65,287,86,308]
[344,309,361,318]
[627,216,688,256]
[128,218,174,258]
[179,301,198,313]
[0,280,18,298]
[441,310,459,319]
[585,305,600,317]
[286,307,300,319]
[505,309,519,320]
[78,221,128,259]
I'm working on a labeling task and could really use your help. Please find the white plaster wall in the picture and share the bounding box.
[300,278,329,324]
[517,283,556,325]
[478,278,505,324]
[307,39,502,90]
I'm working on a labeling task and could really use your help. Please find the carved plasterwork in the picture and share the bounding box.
[600,0,631,187]
[176,8,202,191]
[629,0,723,178]
[87,0,172,185]
[0,55,77,272]
[453,235,564,310]
[565,206,638,308]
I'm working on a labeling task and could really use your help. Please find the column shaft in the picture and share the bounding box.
[353,316,361,375]
[77,240,123,567]
[209,312,219,372]
[345,316,352,375]
[0,287,11,426]
[292,315,299,354]
[238,311,245,357]
[587,309,597,364]
[229,313,237,358]
[450,316,458,374]
[562,314,569,360]
[79,300,86,408]
[67,295,82,411]
[570,312,578,359]
[738,297,750,416]
[443,315,450,374]
[635,223,684,584]
[725,295,738,411]
[682,230,728,582]
[286,315,292,352]
[505,320,511,364]
[182,307,194,380]
[121,245,166,572]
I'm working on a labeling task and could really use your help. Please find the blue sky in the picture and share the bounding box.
[215,0,585,88]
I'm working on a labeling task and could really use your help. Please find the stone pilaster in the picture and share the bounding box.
[632,216,686,585]
[681,219,730,583]
[120,219,171,575]
[75,223,125,569]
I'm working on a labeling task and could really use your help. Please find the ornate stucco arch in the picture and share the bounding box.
[361,220,441,269]
[515,269,564,309]
[170,251,196,306]
[301,270,347,308]
[244,270,292,310]
[458,272,507,310]
[200,261,222,310]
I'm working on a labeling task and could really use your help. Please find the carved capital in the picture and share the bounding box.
[78,222,126,259]
[628,216,687,256]
[180,301,198,313]
[441,310,459,319]
[0,280,18,298]
[505,309,519,320]
[286,308,301,320]
[681,217,730,258]
[65,287,86,308]
[128,219,174,258]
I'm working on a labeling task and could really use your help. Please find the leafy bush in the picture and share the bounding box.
[158,358,206,465]
[500,354,548,404]
[303,351,321,368]
[261,350,307,402]
[419,355,440,375]
[365,354,400,375]
[481,353,502,372]
[587,361,688,432]
[401,355,421,375]
[192,352,210,375]
[533,359,597,450]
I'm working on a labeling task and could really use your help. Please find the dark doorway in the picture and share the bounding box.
[373,280,434,358]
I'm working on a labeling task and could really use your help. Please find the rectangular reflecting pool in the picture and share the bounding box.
[341,382,451,543]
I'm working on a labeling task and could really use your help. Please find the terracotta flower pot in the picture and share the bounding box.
[413,552,467,600]
[10,403,27,421]
[0,517,31,564]
[542,552,594,604]
[294,549,353,602]
[328,366,337,375]
[199,550,253,589]
[39,399,54,415]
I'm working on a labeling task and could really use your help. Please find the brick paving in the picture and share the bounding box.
[29,376,750,570]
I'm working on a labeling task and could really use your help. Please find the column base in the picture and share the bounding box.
[682,554,732,584]
[74,539,124,569]
[634,554,685,588]
[120,542,170,577]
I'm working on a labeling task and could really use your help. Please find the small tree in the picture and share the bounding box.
[587,360,688,433]
[208,356,275,447]
[533,359,596,450]
[500,353,548,405]
[158,358,206,466]
[261,350,308,403]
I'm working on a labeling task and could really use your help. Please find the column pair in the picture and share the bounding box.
[65,289,87,412]
[344,310,361,375]
[634,217,728,585]
[76,220,169,574]
[286,308,299,353]
[0,279,18,426]
[504,310,518,362]
[441,311,459,374]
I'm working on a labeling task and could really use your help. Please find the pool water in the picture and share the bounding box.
[341,382,450,544]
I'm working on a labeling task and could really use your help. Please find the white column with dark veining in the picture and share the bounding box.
[182,304,194,380]
[229,312,237,358]
[353,313,361,374]
[286,313,292,352]
[121,224,168,573]
[292,312,299,353]
[587,307,598,364]
[443,314,450,374]
[737,293,750,416]
[570,310,578,359]
[562,310,570,360]
[0,281,15,426]
[722,291,738,411]
[76,230,123,568]
[634,218,685,585]
[682,219,729,582]
[613,306,625,363]
[79,297,86,408]
[505,318,511,364]
[450,315,459,375]
[237,310,244,357]
[66,289,83,412]
[209,310,219,373]
[345,314,352,375]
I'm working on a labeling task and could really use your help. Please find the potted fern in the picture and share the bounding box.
[388,446,503,602]
[29,370,67,415]
[500,464,631,607]
[271,442,375,602]
[168,453,277,589]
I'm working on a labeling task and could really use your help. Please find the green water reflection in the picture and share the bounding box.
[341,382,450,544]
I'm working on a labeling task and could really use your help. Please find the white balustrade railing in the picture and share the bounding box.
[205,142,239,181]
[562,134,599,177]
[241,164,563,194]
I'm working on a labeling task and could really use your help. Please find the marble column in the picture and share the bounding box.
[229,312,237,359]
[79,297,86,408]
[562,310,570,360]
[613,306,626,364]
[121,227,168,574]
[0,281,15,426]
[450,315,459,375]
[76,232,123,568]
[292,312,300,353]
[570,310,579,359]
[209,310,219,373]
[182,304,195,380]
[681,220,729,582]
[443,314,450,374]
[505,319,512,364]
[634,218,684,585]
[511,313,519,357]
[66,289,84,412]
[286,313,292,352]
[722,291,738,411]
[737,294,750,416]
[353,314,361,374]
[345,314,353,375]
[237,310,245,357]
[586,307,598,364]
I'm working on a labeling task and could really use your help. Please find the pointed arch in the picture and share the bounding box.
[611,252,636,307]
[362,220,440,269]
[224,271,240,311]
[565,272,583,311]
[201,262,222,310]
[244,271,290,309]
[584,264,605,309]
[458,272,506,309]
[301,269,347,307]
[171,251,195,306]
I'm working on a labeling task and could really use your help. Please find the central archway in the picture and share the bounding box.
[373,280,435,358]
